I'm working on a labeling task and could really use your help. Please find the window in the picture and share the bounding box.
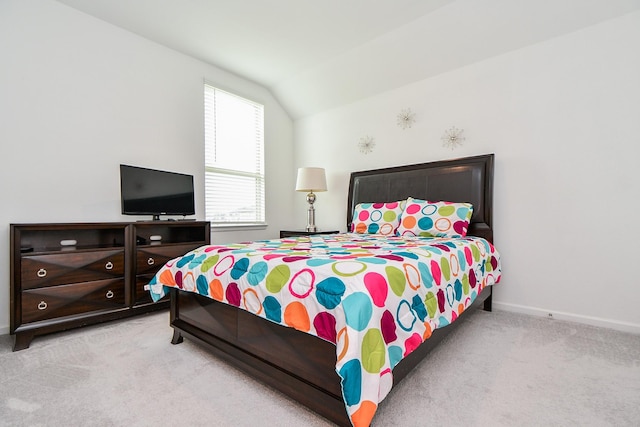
[204,84,265,226]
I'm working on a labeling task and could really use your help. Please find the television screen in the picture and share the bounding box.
[120,164,195,220]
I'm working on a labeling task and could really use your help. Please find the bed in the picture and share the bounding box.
[148,153,501,426]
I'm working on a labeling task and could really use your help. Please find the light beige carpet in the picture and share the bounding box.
[1,309,638,426]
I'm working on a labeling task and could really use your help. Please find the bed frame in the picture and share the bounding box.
[168,153,495,426]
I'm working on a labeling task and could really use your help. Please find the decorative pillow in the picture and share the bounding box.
[351,200,405,235]
[396,197,473,238]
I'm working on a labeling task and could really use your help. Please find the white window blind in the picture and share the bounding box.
[204,84,265,226]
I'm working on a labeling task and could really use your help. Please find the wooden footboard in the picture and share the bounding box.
[169,286,492,426]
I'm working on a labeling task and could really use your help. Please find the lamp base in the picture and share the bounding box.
[306,193,317,233]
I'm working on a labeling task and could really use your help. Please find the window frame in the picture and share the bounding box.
[204,83,266,229]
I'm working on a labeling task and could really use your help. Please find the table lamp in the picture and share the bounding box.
[295,167,327,232]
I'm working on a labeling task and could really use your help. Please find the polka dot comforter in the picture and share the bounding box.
[148,233,502,427]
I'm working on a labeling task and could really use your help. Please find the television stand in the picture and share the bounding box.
[10,221,210,350]
[139,216,194,222]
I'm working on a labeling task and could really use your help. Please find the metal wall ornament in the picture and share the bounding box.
[358,135,375,154]
[441,126,465,150]
[397,108,416,129]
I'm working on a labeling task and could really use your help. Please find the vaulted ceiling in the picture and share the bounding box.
[56,0,640,118]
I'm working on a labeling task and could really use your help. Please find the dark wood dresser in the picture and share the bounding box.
[10,221,210,351]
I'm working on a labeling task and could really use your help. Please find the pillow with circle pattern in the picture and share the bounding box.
[396,197,473,238]
[350,200,406,235]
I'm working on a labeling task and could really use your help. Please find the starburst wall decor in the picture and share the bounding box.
[358,135,375,154]
[441,126,465,150]
[396,108,416,130]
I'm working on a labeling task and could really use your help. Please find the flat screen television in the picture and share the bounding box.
[120,164,195,220]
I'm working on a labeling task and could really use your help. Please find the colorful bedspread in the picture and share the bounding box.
[148,233,501,427]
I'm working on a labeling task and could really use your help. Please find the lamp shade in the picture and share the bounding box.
[295,167,327,192]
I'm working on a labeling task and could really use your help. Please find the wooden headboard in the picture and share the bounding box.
[347,154,495,242]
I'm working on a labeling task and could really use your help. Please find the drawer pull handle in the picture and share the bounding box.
[105,290,114,299]
[37,268,47,278]
[147,257,155,266]
[105,262,113,270]
[38,301,48,310]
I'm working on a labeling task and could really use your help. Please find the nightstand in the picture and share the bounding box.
[279,230,339,238]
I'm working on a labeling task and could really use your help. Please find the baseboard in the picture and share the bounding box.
[2,305,637,336]
[493,301,640,335]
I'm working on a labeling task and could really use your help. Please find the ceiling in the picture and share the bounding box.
[55,0,640,119]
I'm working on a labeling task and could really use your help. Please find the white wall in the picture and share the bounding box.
[293,12,640,333]
[0,0,294,334]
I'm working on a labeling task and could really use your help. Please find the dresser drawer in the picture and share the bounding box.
[21,250,125,290]
[136,243,201,275]
[21,278,126,324]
